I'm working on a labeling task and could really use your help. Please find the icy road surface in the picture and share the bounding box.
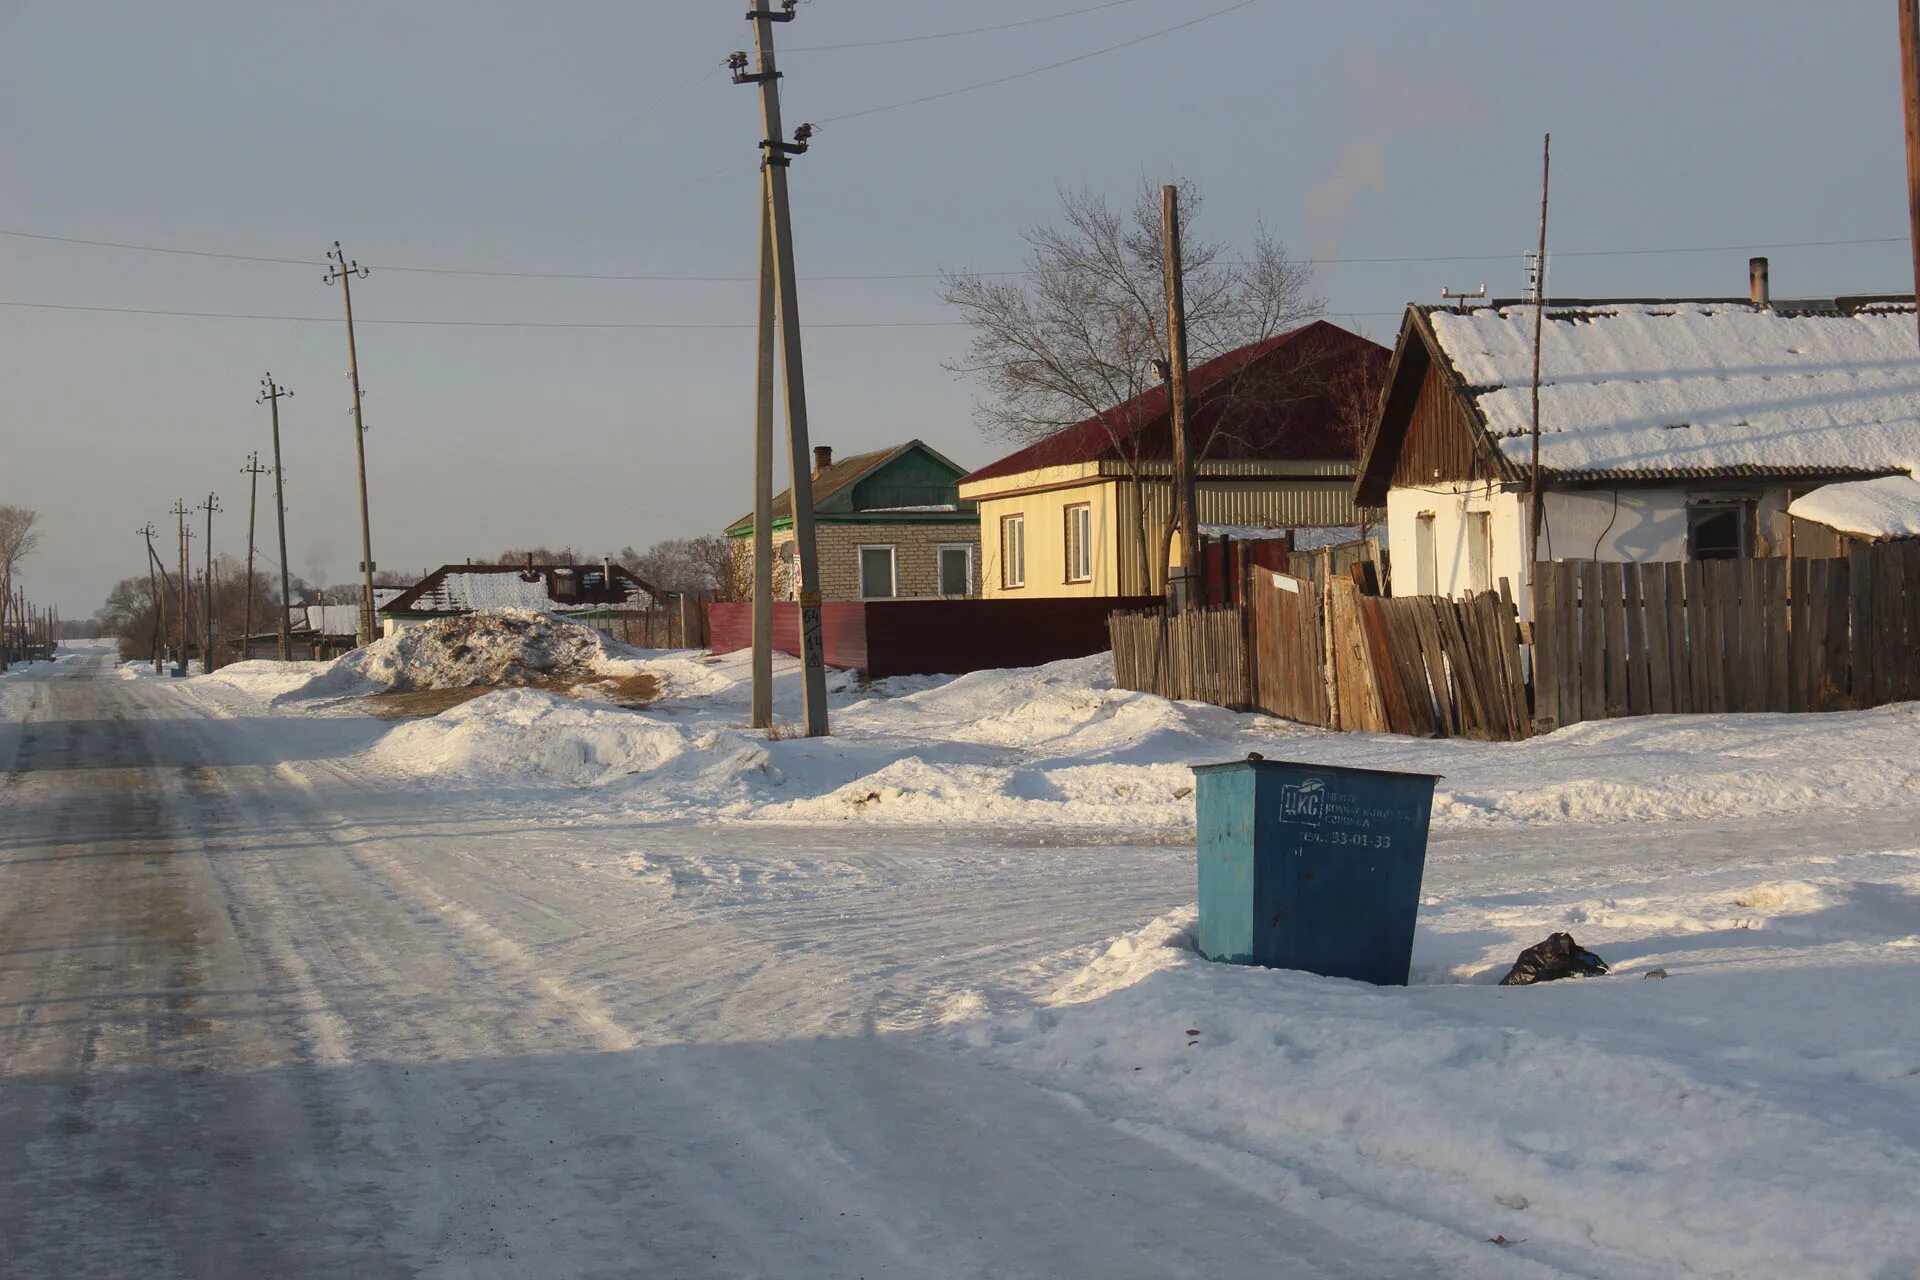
[0,650,1402,1278]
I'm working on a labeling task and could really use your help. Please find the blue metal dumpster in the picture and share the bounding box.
[1192,758,1439,985]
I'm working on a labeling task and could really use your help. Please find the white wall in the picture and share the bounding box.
[1387,482,1799,615]
[1385,482,1528,604]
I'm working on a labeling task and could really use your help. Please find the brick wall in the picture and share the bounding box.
[730,523,981,600]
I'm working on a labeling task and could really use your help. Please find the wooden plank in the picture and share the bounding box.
[1623,564,1651,717]
[1529,568,1556,732]
[1804,557,1830,711]
[1880,543,1910,704]
[1643,563,1674,714]
[1683,562,1709,712]
[1850,546,1877,707]
[1765,557,1789,712]
[1554,562,1579,728]
[1825,556,1853,709]
[1384,600,1439,737]
[1436,598,1490,739]
[1741,557,1768,713]
[1493,587,1531,740]
[1356,598,1414,735]
[1408,598,1456,735]
[1578,562,1605,722]
[1663,562,1689,715]
[1599,563,1627,719]
[1904,541,1920,701]
[1787,556,1811,714]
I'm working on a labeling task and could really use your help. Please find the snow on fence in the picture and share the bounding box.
[1111,572,1529,741]
[1532,541,1920,731]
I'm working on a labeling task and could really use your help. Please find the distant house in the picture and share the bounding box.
[378,562,658,636]
[1352,287,1920,608]
[725,441,980,602]
[956,322,1388,599]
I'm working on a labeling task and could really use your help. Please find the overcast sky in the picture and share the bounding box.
[1,1,1910,616]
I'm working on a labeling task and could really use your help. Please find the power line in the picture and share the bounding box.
[5,224,1904,283]
[815,0,1261,125]
[782,0,1158,51]
[0,299,969,329]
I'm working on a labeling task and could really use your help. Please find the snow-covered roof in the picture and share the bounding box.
[305,604,365,635]
[1426,301,1920,478]
[1787,473,1920,540]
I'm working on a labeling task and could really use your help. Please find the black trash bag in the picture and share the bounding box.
[1499,932,1609,986]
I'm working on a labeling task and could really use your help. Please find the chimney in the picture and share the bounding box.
[813,445,832,476]
[1749,256,1770,308]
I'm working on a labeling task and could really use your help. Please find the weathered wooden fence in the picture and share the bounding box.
[1533,543,1920,730]
[1112,570,1529,740]
[1110,608,1250,707]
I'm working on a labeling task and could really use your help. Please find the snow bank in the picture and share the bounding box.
[334,647,1920,836]
[963,846,1920,1279]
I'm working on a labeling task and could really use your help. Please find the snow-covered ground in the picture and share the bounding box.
[161,626,1920,1278]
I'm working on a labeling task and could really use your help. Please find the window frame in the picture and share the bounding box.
[1464,510,1492,593]
[856,543,898,600]
[1001,514,1026,589]
[1687,500,1753,561]
[936,543,975,599]
[1414,511,1438,596]
[780,542,800,601]
[1064,502,1093,583]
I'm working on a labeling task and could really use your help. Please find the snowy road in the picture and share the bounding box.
[0,652,1416,1278]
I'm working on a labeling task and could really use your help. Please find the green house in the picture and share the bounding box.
[725,440,981,601]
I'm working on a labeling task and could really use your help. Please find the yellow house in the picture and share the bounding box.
[957,323,1387,598]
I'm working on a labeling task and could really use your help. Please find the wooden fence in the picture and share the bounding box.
[1533,543,1920,730]
[1110,608,1250,707]
[1112,570,1530,741]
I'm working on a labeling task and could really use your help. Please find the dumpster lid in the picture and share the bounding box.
[1190,757,1442,781]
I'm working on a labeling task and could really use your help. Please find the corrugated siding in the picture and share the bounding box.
[1116,479,1367,594]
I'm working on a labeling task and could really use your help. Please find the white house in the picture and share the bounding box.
[1353,286,1920,611]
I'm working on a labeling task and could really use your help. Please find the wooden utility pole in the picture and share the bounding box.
[323,243,378,646]
[733,2,828,736]
[1161,183,1198,611]
[199,493,221,673]
[140,524,164,671]
[258,374,295,660]
[241,451,268,661]
[1527,133,1552,596]
[1902,0,1920,347]
[172,498,192,670]
[750,169,777,729]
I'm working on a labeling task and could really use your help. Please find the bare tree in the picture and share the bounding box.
[944,181,1321,592]
[616,536,739,600]
[0,505,42,671]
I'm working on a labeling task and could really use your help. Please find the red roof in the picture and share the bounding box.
[961,321,1388,486]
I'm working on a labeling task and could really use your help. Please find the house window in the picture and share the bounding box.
[1688,502,1752,560]
[1465,511,1492,593]
[1001,514,1026,588]
[937,544,973,598]
[858,545,897,599]
[1414,512,1438,596]
[1065,503,1093,583]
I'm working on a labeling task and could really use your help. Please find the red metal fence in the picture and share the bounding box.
[709,597,1159,678]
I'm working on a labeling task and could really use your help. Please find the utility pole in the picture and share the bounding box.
[258,374,295,660]
[1160,182,1198,611]
[750,170,776,729]
[1902,0,1920,347]
[199,493,221,673]
[140,524,164,672]
[1527,133,1552,595]
[323,243,378,646]
[241,451,268,662]
[172,499,192,671]
[731,1,828,736]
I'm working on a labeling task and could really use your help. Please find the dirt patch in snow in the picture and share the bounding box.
[361,668,662,719]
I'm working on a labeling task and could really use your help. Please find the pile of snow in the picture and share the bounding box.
[288,610,648,700]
